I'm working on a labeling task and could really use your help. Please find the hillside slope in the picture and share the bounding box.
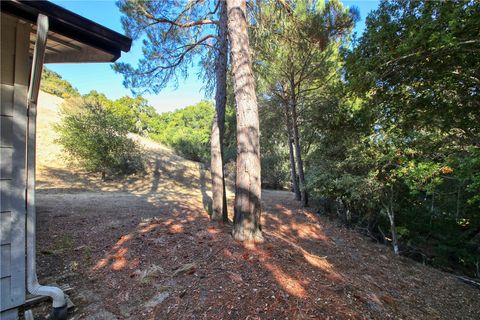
[32,91,480,320]
[37,91,202,194]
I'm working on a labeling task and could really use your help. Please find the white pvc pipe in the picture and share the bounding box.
[26,13,67,310]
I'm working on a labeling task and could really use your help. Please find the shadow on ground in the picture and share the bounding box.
[34,161,480,320]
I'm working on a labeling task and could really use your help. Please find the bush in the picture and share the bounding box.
[149,101,214,163]
[55,98,145,179]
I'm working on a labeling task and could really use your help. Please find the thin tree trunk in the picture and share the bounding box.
[456,185,461,221]
[227,0,263,242]
[387,208,399,255]
[385,187,399,255]
[211,1,228,222]
[289,86,308,207]
[284,102,300,200]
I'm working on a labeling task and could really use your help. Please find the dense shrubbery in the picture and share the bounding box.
[256,0,480,277]
[56,97,145,179]
[333,0,480,276]
[259,100,290,189]
[110,95,159,135]
[148,101,215,163]
[41,68,80,98]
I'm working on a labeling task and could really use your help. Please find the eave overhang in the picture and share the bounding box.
[1,0,132,63]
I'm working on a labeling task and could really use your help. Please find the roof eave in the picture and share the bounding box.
[1,0,132,61]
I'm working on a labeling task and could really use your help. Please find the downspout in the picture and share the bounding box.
[26,14,68,320]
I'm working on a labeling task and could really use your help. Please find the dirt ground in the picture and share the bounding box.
[30,92,480,319]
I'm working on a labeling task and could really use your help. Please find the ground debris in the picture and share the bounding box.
[172,263,196,277]
[145,292,170,310]
[32,116,480,320]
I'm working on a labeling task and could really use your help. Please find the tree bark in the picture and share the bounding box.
[284,102,301,200]
[289,84,308,207]
[227,0,263,242]
[210,2,229,222]
[387,208,399,255]
[385,188,399,255]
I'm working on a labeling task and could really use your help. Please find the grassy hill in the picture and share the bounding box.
[36,91,208,195]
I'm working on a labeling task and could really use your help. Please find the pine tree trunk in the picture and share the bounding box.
[227,0,263,242]
[284,103,301,201]
[211,2,229,222]
[290,91,308,207]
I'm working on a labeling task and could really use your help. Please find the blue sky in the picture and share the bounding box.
[48,0,380,113]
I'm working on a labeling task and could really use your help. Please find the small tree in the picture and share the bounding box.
[111,95,158,135]
[252,0,357,207]
[150,101,215,163]
[56,99,145,180]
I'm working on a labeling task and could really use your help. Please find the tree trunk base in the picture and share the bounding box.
[211,216,229,225]
[211,213,223,222]
[232,225,264,243]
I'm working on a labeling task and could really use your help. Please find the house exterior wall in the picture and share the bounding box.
[0,14,31,319]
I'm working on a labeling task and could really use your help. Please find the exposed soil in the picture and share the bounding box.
[30,92,480,319]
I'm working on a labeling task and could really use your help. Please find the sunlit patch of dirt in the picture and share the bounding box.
[264,260,307,298]
[168,224,184,234]
[35,186,480,320]
[112,248,128,271]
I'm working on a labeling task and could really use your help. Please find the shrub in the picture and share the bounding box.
[56,98,145,179]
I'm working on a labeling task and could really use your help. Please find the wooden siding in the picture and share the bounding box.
[0,14,31,313]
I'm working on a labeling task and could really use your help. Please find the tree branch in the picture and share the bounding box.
[138,2,219,28]
[154,34,217,70]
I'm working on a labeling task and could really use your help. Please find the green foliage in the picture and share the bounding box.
[260,145,290,190]
[345,0,480,136]
[311,0,480,276]
[110,95,159,135]
[114,0,219,94]
[149,101,215,163]
[41,67,79,98]
[252,0,356,191]
[56,98,145,178]
[221,98,237,164]
[78,90,160,136]
[259,100,290,189]
[254,0,479,276]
